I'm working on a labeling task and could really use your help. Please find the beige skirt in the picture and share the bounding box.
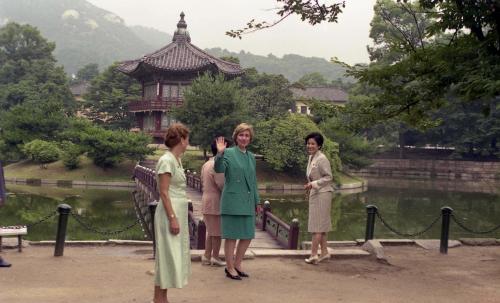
[308,191,333,233]
[203,214,221,237]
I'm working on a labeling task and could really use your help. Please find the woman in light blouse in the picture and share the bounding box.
[303,132,334,265]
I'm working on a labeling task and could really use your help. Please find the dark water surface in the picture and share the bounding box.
[1,184,143,241]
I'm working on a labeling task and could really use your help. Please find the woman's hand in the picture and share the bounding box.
[304,182,313,190]
[169,217,180,235]
[216,136,227,154]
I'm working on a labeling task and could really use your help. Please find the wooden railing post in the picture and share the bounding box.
[288,218,300,249]
[262,200,271,231]
[197,220,206,249]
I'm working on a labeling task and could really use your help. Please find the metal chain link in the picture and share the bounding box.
[376,212,442,238]
[70,211,142,236]
[451,214,500,235]
[25,211,58,229]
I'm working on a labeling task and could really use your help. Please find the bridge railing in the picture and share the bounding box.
[185,171,202,192]
[256,201,300,249]
[132,164,205,250]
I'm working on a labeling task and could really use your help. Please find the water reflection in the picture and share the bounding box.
[1,184,143,241]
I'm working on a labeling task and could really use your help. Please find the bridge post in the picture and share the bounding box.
[288,218,300,249]
[262,201,271,231]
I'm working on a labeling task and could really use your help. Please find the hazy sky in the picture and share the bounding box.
[87,0,377,64]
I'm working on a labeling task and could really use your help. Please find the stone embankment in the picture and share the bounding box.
[354,159,500,181]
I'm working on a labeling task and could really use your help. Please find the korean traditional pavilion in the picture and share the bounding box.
[117,12,244,142]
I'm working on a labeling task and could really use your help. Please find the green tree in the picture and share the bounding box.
[83,62,141,130]
[254,113,341,176]
[348,0,500,128]
[74,63,99,82]
[23,139,60,168]
[0,22,75,112]
[174,73,249,155]
[296,72,329,87]
[244,73,294,120]
[56,118,153,168]
[0,100,69,159]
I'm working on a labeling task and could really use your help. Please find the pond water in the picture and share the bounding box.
[2,179,499,243]
[262,178,500,243]
[1,184,143,241]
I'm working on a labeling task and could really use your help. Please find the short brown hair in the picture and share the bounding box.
[232,123,254,144]
[164,123,190,148]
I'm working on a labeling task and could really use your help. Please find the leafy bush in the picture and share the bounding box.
[23,139,60,167]
[60,141,82,170]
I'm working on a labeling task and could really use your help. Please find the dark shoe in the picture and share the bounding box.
[0,258,11,267]
[225,268,242,280]
[235,268,249,278]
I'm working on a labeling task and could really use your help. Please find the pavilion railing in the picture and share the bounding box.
[128,99,183,112]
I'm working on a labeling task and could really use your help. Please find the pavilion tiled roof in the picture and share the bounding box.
[118,12,243,77]
[290,87,348,103]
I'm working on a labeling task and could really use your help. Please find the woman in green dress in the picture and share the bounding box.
[214,123,260,280]
[153,123,190,303]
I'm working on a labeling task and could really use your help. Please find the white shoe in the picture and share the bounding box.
[210,257,226,267]
[201,255,211,265]
[304,255,318,264]
[317,253,331,263]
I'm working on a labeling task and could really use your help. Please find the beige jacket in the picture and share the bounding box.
[306,150,334,194]
[201,158,225,215]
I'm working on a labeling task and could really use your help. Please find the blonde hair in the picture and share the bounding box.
[164,123,190,148]
[232,123,254,144]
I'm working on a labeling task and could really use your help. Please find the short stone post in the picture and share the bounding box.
[365,205,378,242]
[54,204,72,257]
[440,206,453,254]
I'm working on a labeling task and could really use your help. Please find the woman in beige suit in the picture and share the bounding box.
[303,132,333,264]
[200,139,227,266]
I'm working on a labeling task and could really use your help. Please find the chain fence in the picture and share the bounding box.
[451,213,500,235]
[25,211,58,229]
[69,211,143,236]
[375,211,442,238]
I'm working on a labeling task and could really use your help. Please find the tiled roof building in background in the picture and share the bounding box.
[117,12,244,142]
[290,87,348,115]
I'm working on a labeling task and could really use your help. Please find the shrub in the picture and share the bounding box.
[23,139,60,168]
[60,141,82,170]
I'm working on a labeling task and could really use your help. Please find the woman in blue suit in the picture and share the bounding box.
[214,123,259,280]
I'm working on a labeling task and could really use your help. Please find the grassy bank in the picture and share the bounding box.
[4,157,136,182]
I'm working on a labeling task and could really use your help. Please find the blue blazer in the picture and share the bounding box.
[214,147,260,215]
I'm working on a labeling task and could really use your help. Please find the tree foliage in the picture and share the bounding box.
[83,62,141,130]
[0,22,75,112]
[174,73,249,152]
[58,118,154,168]
[227,0,346,38]
[23,139,60,167]
[74,63,99,82]
[242,69,294,120]
[254,113,341,176]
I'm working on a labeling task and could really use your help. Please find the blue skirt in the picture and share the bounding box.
[221,214,255,240]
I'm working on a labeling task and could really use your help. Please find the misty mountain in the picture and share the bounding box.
[0,0,172,75]
[206,48,349,82]
[0,0,348,82]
